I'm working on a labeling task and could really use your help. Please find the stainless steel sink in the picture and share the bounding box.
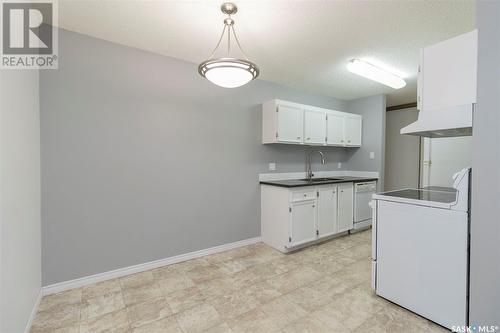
[299,177,343,182]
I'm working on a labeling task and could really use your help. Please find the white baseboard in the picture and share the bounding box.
[24,289,42,333]
[42,236,261,296]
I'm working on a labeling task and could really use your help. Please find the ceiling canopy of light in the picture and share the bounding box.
[198,2,259,88]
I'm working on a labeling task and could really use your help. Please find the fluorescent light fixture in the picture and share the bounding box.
[347,59,406,89]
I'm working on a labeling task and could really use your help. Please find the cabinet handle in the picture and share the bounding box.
[307,137,311,140]
[348,140,351,143]
[333,191,336,194]
[312,205,315,208]
[297,136,301,139]
[304,194,307,197]
[341,140,344,142]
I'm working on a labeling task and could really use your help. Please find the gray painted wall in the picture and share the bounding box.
[384,107,420,191]
[1,70,41,332]
[345,95,386,190]
[40,29,385,285]
[469,1,500,325]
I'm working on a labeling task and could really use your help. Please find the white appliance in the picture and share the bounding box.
[401,30,477,138]
[354,181,377,230]
[371,168,470,330]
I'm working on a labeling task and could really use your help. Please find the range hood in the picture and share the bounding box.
[401,30,477,138]
[401,104,473,138]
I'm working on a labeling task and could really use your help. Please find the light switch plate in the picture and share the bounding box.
[337,162,342,169]
[370,152,375,160]
[269,163,276,171]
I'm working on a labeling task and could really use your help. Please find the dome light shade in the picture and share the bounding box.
[198,58,259,88]
[198,3,259,88]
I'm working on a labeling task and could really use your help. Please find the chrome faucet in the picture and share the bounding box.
[306,150,326,181]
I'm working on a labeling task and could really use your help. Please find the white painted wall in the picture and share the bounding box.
[421,136,472,187]
[0,70,41,333]
[385,107,420,191]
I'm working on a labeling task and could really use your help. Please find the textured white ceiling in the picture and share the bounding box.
[58,0,475,106]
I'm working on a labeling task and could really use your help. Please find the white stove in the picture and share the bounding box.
[371,168,470,330]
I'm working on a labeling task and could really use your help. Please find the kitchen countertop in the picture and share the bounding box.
[260,177,378,188]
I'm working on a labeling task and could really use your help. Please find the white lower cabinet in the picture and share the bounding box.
[290,200,317,247]
[338,183,354,232]
[317,186,338,237]
[261,183,354,252]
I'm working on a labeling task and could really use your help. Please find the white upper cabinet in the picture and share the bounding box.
[420,30,477,111]
[401,30,477,137]
[262,100,303,144]
[304,109,327,145]
[262,100,362,147]
[326,113,345,146]
[417,50,423,111]
[344,115,362,146]
[326,112,362,147]
[276,104,304,143]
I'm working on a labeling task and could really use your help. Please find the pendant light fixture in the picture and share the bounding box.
[198,2,259,88]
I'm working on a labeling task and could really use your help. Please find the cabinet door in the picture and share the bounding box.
[289,200,317,247]
[277,105,303,143]
[417,50,423,111]
[337,183,354,233]
[326,113,345,146]
[422,30,477,111]
[318,186,338,237]
[345,115,362,146]
[304,110,326,145]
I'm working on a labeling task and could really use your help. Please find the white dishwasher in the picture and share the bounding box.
[353,181,377,230]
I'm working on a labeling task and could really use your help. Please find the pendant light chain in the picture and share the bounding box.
[227,17,231,55]
[207,11,248,60]
[208,24,227,59]
[231,25,249,60]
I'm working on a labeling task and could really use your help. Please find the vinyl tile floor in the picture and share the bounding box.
[31,229,448,333]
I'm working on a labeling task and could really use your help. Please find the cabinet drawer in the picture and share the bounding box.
[291,190,316,202]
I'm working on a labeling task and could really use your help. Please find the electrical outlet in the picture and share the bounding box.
[337,162,342,169]
[269,162,276,171]
[370,152,375,160]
